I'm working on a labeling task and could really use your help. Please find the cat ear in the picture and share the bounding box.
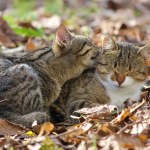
[52,25,72,57]
[56,24,72,48]
[102,35,117,51]
[137,43,150,65]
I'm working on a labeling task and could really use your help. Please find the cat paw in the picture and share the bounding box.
[30,112,50,125]
[22,112,50,128]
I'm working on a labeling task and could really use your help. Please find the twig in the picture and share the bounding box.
[50,128,82,138]
[117,116,150,134]
[111,100,146,124]
[130,99,146,114]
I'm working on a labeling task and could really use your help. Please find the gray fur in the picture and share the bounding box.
[0,27,99,127]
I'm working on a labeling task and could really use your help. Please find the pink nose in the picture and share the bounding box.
[116,75,125,86]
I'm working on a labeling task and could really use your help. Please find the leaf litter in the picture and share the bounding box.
[0,0,150,149]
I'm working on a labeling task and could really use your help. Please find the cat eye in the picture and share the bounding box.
[97,62,108,65]
[114,62,117,68]
[128,65,132,71]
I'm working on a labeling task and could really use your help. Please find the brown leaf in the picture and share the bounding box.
[111,108,130,124]
[25,38,39,52]
[0,15,24,47]
[0,137,26,149]
[0,119,27,136]
[18,21,36,30]
[99,133,144,149]
[0,31,15,47]
[38,122,54,136]
[98,123,118,137]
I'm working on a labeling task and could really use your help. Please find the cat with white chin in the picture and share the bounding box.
[49,35,150,123]
[97,71,145,108]
[96,35,150,108]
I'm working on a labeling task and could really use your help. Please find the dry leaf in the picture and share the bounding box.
[25,38,39,52]
[0,16,24,47]
[129,115,138,122]
[38,122,54,136]
[99,133,144,149]
[98,123,118,137]
[111,109,130,124]
[75,105,117,117]
[0,119,27,136]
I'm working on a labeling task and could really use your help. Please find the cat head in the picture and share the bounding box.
[96,35,150,87]
[52,25,99,66]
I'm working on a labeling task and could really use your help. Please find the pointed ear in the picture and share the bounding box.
[56,25,72,48]
[102,35,117,51]
[137,43,150,65]
[52,25,72,57]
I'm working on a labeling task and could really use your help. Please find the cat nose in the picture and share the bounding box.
[116,75,125,86]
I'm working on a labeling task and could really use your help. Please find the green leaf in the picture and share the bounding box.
[45,0,64,15]
[13,27,44,37]
[40,137,62,150]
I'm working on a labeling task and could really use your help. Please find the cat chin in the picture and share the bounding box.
[96,71,145,108]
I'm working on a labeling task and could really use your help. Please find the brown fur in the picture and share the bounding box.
[0,25,99,127]
[50,35,150,124]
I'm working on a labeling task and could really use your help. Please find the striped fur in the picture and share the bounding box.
[50,36,150,124]
[0,26,99,127]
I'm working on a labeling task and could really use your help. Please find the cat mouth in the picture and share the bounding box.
[114,85,125,88]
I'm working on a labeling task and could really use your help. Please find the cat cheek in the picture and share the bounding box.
[132,74,146,81]
[110,74,116,81]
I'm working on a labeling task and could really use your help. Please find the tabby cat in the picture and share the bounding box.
[0,25,99,127]
[50,35,150,124]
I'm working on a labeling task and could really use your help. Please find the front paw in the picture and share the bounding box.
[23,112,50,128]
[32,112,50,125]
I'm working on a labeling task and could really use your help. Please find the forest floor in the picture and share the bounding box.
[0,0,150,149]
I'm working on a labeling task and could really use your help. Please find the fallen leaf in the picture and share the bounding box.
[26,131,36,137]
[99,133,144,149]
[38,122,54,136]
[111,109,130,124]
[0,31,15,47]
[25,38,39,52]
[75,105,117,115]
[139,134,148,143]
[0,119,27,136]
[18,21,36,30]
[0,16,24,47]
[98,123,118,137]
[129,115,138,121]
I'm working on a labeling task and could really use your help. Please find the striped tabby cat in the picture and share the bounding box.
[0,25,99,127]
[50,35,150,124]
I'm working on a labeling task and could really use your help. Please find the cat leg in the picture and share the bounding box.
[0,111,50,128]
[66,100,99,124]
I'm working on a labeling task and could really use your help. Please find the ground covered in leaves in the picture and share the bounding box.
[0,0,150,149]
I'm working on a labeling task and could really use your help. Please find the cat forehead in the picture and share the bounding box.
[117,43,139,53]
[101,43,141,64]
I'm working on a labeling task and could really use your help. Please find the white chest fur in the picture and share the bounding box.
[96,72,145,108]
